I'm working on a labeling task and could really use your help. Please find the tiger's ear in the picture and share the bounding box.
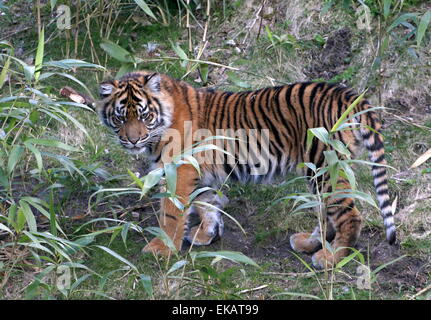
[144,73,161,93]
[99,80,118,98]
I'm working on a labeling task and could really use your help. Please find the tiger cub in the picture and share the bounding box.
[96,71,395,268]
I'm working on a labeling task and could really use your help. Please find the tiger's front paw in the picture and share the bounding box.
[185,221,223,246]
[142,238,173,257]
[290,232,321,253]
[311,248,336,269]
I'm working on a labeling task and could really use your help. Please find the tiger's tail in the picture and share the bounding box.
[360,111,396,244]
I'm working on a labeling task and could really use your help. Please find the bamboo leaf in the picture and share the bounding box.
[24,141,43,172]
[19,200,37,232]
[0,55,11,89]
[7,145,24,176]
[167,260,188,275]
[190,250,259,268]
[387,13,419,32]
[96,245,138,272]
[331,90,367,133]
[307,127,329,150]
[25,138,80,152]
[144,227,177,253]
[139,274,154,298]
[133,0,157,20]
[34,27,44,82]
[100,39,135,63]
[164,163,177,196]
[417,10,431,47]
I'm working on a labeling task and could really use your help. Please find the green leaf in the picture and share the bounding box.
[50,0,58,10]
[339,161,356,190]
[331,90,367,133]
[292,201,323,214]
[383,0,392,20]
[144,227,177,254]
[48,190,57,236]
[189,187,213,202]
[100,39,135,63]
[387,13,419,32]
[34,27,44,82]
[167,260,188,275]
[190,250,259,268]
[164,163,177,196]
[139,274,154,298]
[371,255,406,277]
[7,145,24,176]
[23,65,35,83]
[327,189,378,209]
[46,106,93,145]
[70,274,93,293]
[24,141,43,172]
[329,139,351,157]
[121,222,130,249]
[16,207,26,232]
[38,72,94,99]
[0,222,13,235]
[20,197,61,235]
[417,10,431,47]
[133,0,157,20]
[0,55,11,89]
[25,264,57,299]
[171,42,188,60]
[25,138,79,152]
[142,167,164,195]
[307,127,329,150]
[182,155,201,176]
[96,245,138,272]
[0,167,9,190]
[336,248,364,268]
[127,169,144,188]
[43,59,106,70]
[19,200,37,232]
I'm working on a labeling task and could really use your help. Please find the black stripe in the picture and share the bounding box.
[372,168,386,179]
[374,179,387,189]
[211,92,224,131]
[373,154,385,164]
[377,188,389,196]
[182,85,193,119]
[164,213,177,221]
[366,136,384,152]
[380,199,391,209]
[362,130,372,140]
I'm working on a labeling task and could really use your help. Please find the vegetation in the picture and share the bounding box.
[0,0,430,300]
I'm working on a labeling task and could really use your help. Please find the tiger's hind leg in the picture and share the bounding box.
[311,179,363,269]
[184,191,228,246]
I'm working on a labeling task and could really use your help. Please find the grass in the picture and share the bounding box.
[1,0,431,300]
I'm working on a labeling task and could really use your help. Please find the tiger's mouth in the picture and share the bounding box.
[125,146,149,155]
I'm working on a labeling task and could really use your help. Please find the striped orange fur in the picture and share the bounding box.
[96,71,395,268]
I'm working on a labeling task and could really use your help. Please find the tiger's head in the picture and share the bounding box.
[96,71,173,155]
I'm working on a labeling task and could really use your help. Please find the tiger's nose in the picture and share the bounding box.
[128,137,140,144]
